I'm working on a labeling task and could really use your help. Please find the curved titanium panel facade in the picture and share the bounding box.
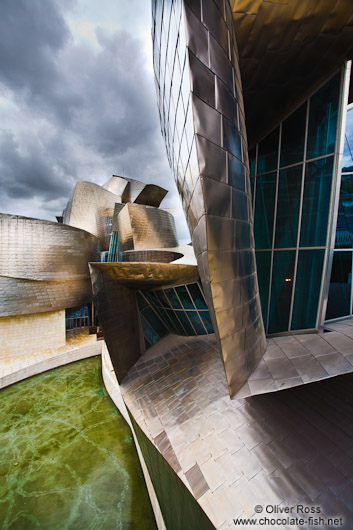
[103,175,129,197]
[133,184,168,208]
[122,250,183,263]
[63,180,120,249]
[117,203,178,252]
[152,0,266,395]
[89,262,200,381]
[0,214,98,316]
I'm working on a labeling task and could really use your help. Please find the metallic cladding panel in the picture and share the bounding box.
[152,0,266,396]
[63,180,120,250]
[121,178,146,203]
[116,205,134,251]
[103,175,168,207]
[0,277,93,317]
[111,203,125,232]
[90,262,199,288]
[133,184,168,208]
[117,203,179,252]
[89,264,142,382]
[0,214,98,316]
[230,0,353,145]
[122,250,183,263]
[89,262,200,380]
[102,175,128,197]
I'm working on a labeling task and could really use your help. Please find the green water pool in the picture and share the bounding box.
[0,356,157,530]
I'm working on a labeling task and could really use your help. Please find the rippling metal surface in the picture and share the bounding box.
[117,203,178,252]
[0,214,98,316]
[153,0,266,395]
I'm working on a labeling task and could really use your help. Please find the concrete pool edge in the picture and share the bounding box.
[101,343,166,530]
[0,340,103,389]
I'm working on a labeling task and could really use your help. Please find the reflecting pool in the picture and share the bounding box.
[0,356,157,530]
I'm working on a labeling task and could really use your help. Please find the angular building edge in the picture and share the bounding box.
[152,0,266,396]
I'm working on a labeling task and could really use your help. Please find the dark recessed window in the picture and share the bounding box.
[326,251,352,320]
[306,73,340,160]
[280,103,306,167]
[291,250,325,330]
[268,250,295,334]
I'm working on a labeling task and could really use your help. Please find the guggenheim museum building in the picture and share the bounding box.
[2,0,353,528]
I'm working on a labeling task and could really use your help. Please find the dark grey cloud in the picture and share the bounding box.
[0,0,80,123]
[0,0,190,241]
[0,130,75,199]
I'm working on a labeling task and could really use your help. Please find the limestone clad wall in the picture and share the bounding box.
[0,310,66,356]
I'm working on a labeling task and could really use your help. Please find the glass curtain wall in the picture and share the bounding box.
[326,104,353,320]
[250,72,343,334]
[136,282,214,348]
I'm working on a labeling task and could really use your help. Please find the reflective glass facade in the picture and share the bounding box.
[137,282,213,348]
[65,305,90,330]
[251,72,342,334]
[107,232,121,262]
[327,105,353,320]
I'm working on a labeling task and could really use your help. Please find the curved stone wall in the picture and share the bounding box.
[0,214,98,316]
[152,0,266,395]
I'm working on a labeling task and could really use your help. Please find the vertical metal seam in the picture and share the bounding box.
[288,99,309,331]
[266,124,281,333]
[320,61,351,329]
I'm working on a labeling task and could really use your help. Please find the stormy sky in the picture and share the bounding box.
[0,0,191,242]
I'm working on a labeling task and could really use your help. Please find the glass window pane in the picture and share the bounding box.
[199,311,214,333]
[157,306,178,334]
[176,311,195,335]
[280,102,306,167]
[186,283,207,310]
[148,291,161,306]
[335,173,353,248]
[143,307,168,338]
[175,285,194,309]
[187,311,206,335]
[167,310,185,334]
[249,147,256,176]
[254,172,277,249]
[274,165,302,248]
[142,291,157,306]
[300,156,334,247]
[144,336,152,350]
[250,178,255,206]
[326,251,352,320]
[291,250,325,330]
[306,73,340,160]
[342,108,353,172]
[255,251,272,329]
[136,292,149,311]
[268,250,296,334]
[155,290,170,308]
[164,288,182,309]
[257,127,279,174]
[140,315,160,345]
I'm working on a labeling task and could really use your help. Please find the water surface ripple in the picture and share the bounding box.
[0,356,157,530]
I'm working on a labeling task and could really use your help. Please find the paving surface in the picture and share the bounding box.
[0,329,102,388]
[235,320,353,398]
[121,328,353,529]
